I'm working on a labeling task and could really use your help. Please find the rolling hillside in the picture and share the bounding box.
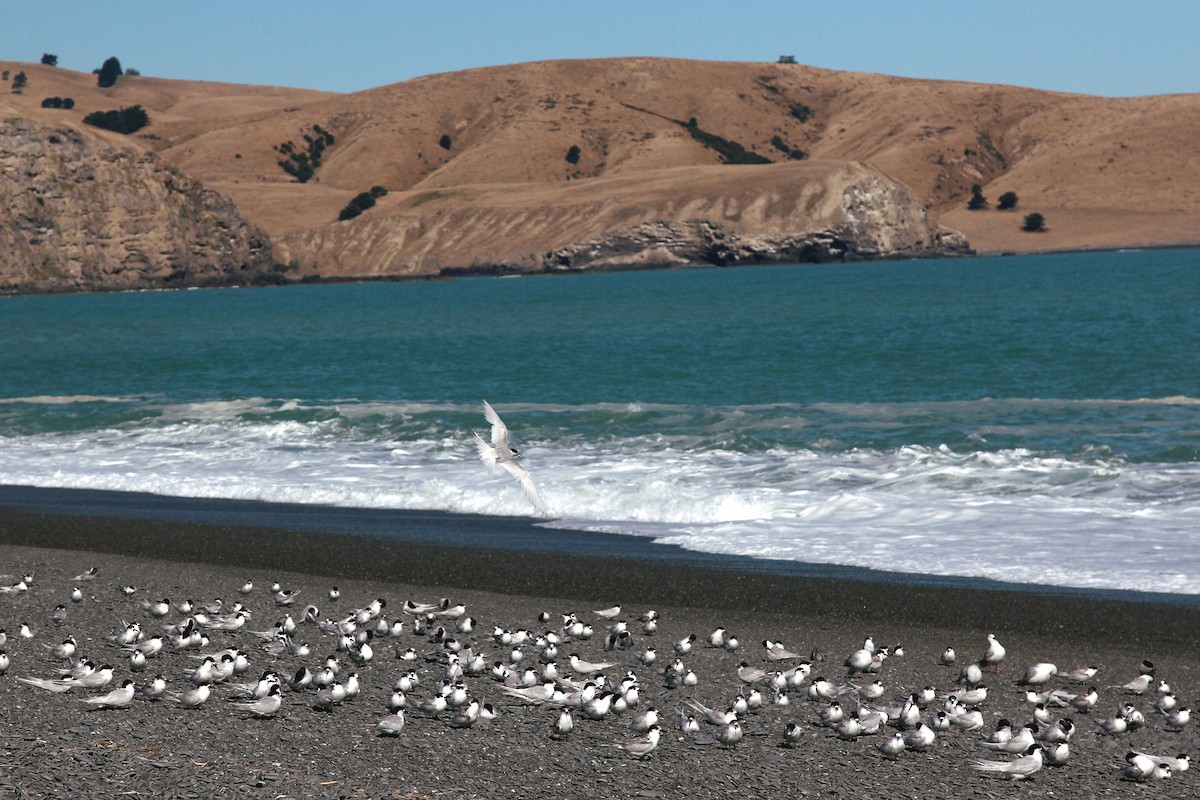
[3,57,1197,286]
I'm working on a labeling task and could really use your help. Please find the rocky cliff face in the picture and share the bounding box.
[0,116,275,293]
[535,166,971,273]
[278,160,970,279]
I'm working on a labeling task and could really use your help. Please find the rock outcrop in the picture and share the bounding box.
[0,115,275,293]
[277,160,970,279]
[536,167,971,273]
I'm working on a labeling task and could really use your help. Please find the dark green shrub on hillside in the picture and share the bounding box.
[770,135,806,160]
[338,191,378,221]
[682,119,771,164]
[41,96,74,109]
[11,71,28,92]
[438,134,452,150]
[369,185,388,198]
[1022,212,1045,232]
[83,104,149,134]
[565,144,581,164]
[998,191,1018,210]
[789,102,813,123]
[967,184,987,210]
[41,53,58,66]
[97,56,122,88]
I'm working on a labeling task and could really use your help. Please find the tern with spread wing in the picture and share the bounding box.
[473,400,547,515]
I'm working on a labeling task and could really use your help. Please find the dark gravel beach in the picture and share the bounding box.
[1,501,1198,799]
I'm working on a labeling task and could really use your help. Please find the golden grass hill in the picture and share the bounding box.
[2,56,1197,292]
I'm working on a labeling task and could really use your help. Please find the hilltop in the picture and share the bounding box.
[2,57,1197,289]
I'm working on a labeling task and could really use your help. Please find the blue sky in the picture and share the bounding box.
[1,1,1195,98]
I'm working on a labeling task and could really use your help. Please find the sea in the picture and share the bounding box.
[1,248,1198,598]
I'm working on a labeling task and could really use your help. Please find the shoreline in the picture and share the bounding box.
[2,485,1199,646]
[2,490,1199,796]
[1,483,1197,612]
[3,242,1197,297]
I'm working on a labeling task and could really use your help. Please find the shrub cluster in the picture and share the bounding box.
[83,104,149,134]
[969,187,1023,211]
[40,96,75,109]
[770,135,806,160]
[338,185,389,222]
[789,102,813,123]
[682,118,771,165]
[275,124,335,183]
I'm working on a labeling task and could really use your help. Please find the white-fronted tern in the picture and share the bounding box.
[376,710,406,736]
[972,744,1044,780]
[610,724,660,758]
[473,400,547,515]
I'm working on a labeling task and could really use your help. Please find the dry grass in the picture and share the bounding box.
[3,57,1197,270]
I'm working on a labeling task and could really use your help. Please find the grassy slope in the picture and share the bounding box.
[4,57,1197,268]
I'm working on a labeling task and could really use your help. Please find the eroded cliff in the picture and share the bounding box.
[0,115,275,293]
[275,160,968,277]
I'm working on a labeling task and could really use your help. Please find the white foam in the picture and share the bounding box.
[0,403,1197,595]
[0,395,139,405]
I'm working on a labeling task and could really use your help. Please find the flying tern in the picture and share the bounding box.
[473,400,547,515]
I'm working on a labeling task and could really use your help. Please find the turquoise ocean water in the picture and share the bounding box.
[1,248,1198,594]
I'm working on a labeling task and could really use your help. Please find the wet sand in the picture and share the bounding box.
[0,495,1197,798]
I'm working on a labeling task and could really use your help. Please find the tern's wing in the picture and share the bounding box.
[500,459,547,516]
[481,400,510,448]
[621,738,655,756]
[472,430,499,472]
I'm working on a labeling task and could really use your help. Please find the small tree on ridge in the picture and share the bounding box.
[97,56,122,88]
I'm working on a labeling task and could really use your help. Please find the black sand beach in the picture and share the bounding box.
[1,489,1198,798]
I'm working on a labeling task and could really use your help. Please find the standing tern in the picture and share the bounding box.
[608,724,660,759]
[473,400,547,515]
[979,633,1006,673]
[231,684,283,718]
[972,744,1045,780]
[1017,662,1058,687]
[376,710,406,736]
[83,680,136,710]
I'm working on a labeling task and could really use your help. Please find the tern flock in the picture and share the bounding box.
[0,563,1193,788]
